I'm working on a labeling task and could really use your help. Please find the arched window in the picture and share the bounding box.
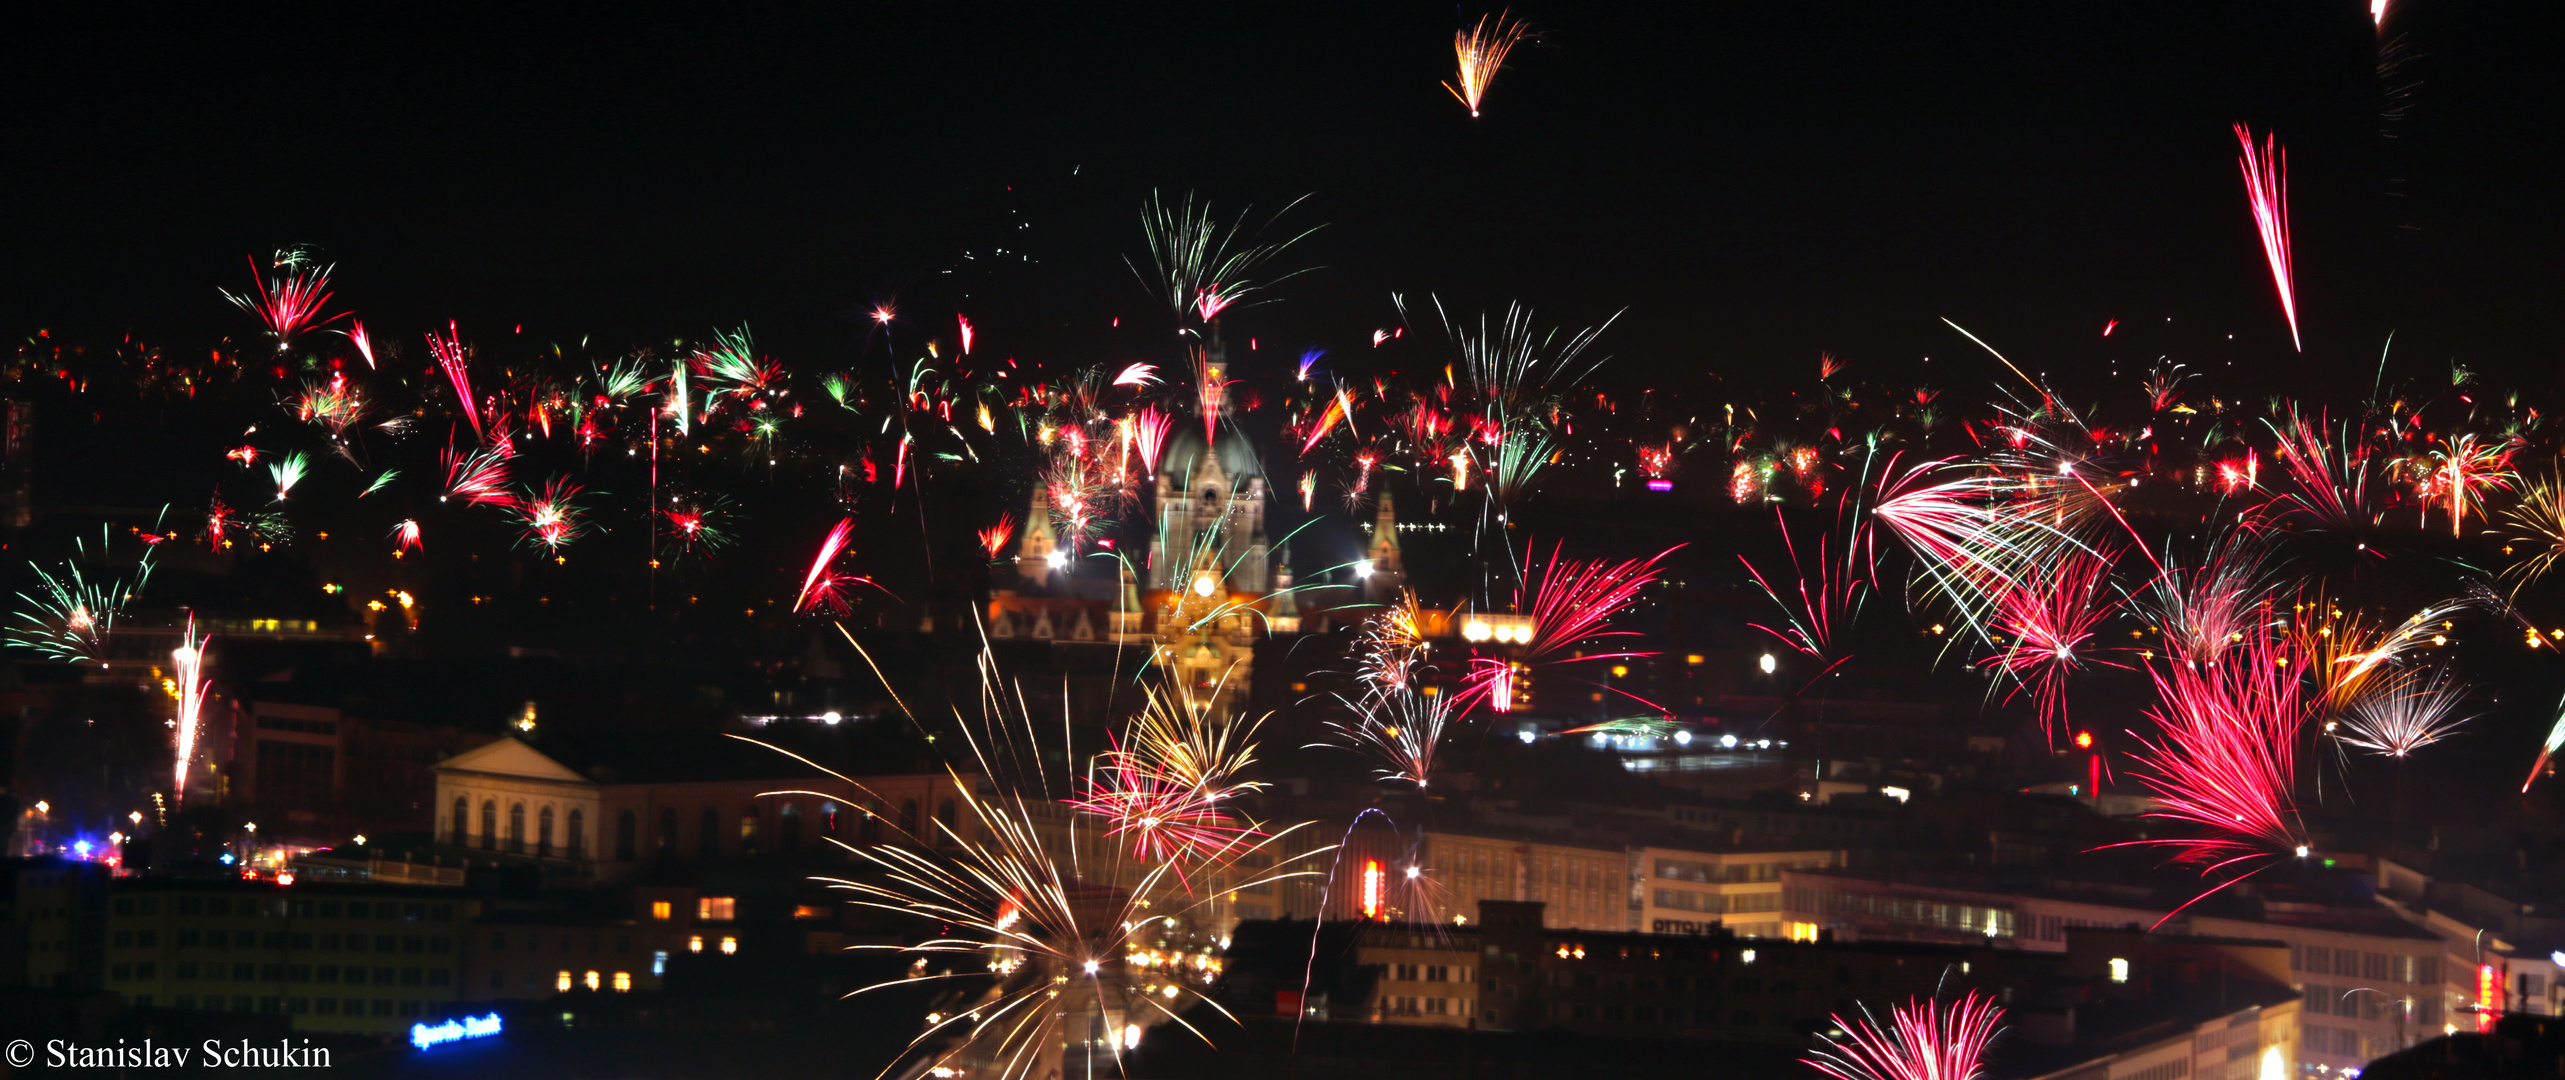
[861,799,883,845]
[615,810,637,860]
[899,799,919,841]
[481,801,499,851]
[566,808,585,858]
[451,797,469,846]
[779,803,802,853]
[699,807,721,859]
[658,808,679,852]
[821,800,841,841]
[508,803,527,854]
[538,806,555,858]
[738,808,761,854]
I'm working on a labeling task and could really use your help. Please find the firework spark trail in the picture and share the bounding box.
[1804,992,2006,1080]
[2266,410,2376,533]
[1353,592,1428,695]
[439,442,518,507]
[390,519,423,552]
[2312,597,2477,708]
[2234,124,2301,351]
[6,524,160,665]
[2115,628,2309,899]
[2525,701,2565,792]
[1113,363,1160,388]
[1133,406,1175,476]
[1980,545,2125,742]
[426,322,482,439]
[1444,11,1532,118]
[221,250,340,350]
[1870,459,2086,646]
[1130,191,1319,329]
[343,321,377,369]
[1456,543,1676,713]
[2332,667,2470,759]
[2148,533,2275,665]
[2502,474,2565,595]
[1324,685,1457,789]
[780,632,1321,1080]
[793,517,880,615]
[1739,507,1870,662]
[267,452,308,502]
[171,616,209,807]
[980,515,1016,560]
[2401,433,2517,538]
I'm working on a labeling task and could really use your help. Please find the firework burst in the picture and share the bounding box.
[2331,667,2470,759]
[220,249,340,350]
[1444,11,1533,118]
[793,517,879,615]
[171,617,210,807]
[513,477,590,553]
[1804,992,2006,1080]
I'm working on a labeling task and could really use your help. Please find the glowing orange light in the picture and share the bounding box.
[2478,963,2500,1032]
[1361,860,1384,920]
[2074,731,2094,749]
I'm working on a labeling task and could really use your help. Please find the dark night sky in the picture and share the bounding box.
[3,1,2558,398]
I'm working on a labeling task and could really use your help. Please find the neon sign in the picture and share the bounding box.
[410,1012,502,1050]
[1361,860,1383,920]
[2477,964,2499,1033]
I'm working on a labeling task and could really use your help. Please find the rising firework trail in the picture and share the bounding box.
[171,617,209,807]
[427,321,482,439]
[2234,123,2300,351]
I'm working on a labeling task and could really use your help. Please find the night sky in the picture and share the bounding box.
[6,1,2558,403]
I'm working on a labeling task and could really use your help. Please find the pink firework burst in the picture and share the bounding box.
[426,321,483,439]
[1063,742,1257,870]
[1980,545,2126,742]
[2234,123,2300,351]
[221,251,341,350]
[440,442,518,507]
[2109,626,2310,918]
[514,477,589,552]
[1458,542,1677,713]
[978,514,1016,560]
[793,517,880,615]
[1805,993,2006,1080]
[389,519,423,552]
[1132,406,1175,476]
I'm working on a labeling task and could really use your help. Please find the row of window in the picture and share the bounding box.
[1385,963,1473,983]
[154,994,444,1018]
[120,897,453,921]
[1551,1001,1781,1029]
[2289,946,2438,986]
[2300,1024,2388,1058]
[1655,858,1823,884]
[131,929,449,954]
[1653,888,1783,915]
[116,960,452,987]
[455,796,959,861]
[1785,887,2017,939]
[1378,995,1471,1017]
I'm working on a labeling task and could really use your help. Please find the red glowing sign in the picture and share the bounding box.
[2477,963,2500,1032]
[1361,860,1384,920]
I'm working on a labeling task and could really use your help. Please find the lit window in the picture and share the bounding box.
[720,937,738,955]
[584,970,601,991]
[613,971,632,992]
[652,951,668,975]
[688,936,704,953]
[556,970,572,992]
[697,897,736,922]
[2109,958,2130,983]
[1741,949,1757,965]
[651,901,672,921]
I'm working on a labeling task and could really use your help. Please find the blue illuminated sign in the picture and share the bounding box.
[409,1012,502,1050]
